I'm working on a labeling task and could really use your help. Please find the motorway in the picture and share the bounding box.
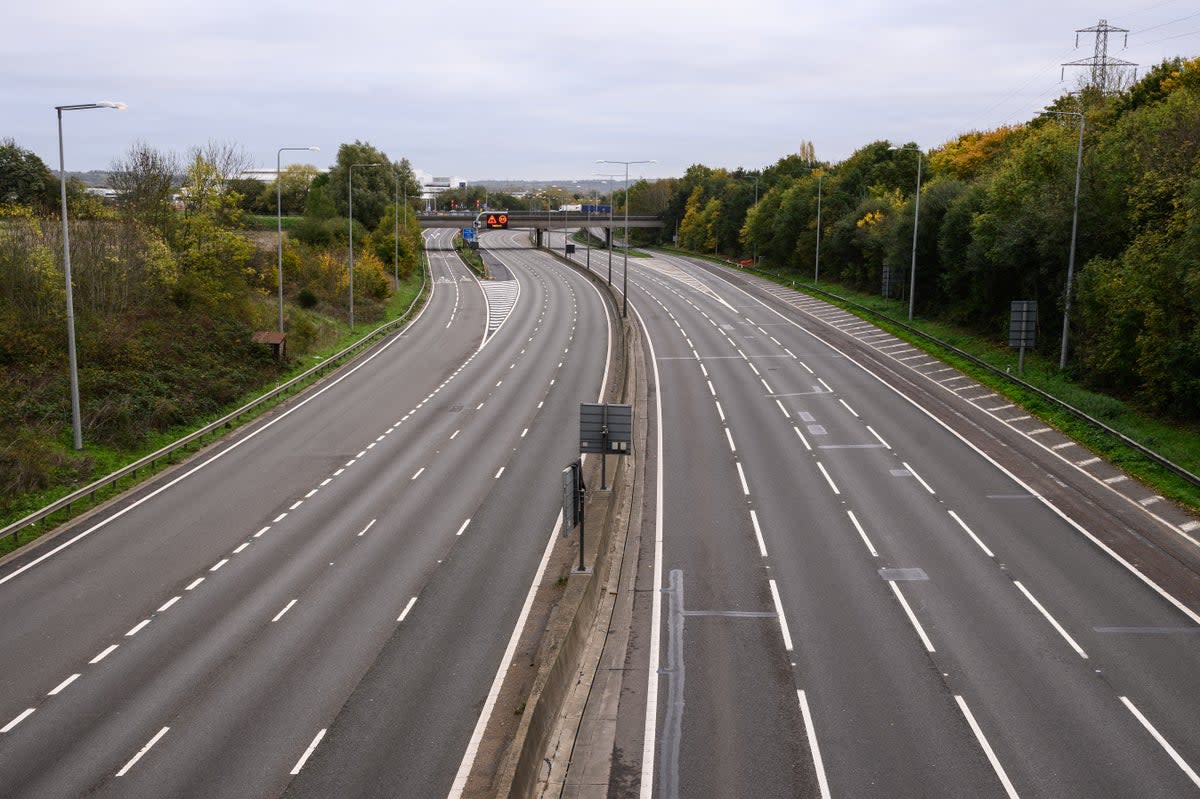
[599,250,1200,797]
[0,229,613,797]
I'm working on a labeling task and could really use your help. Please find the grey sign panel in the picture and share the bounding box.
[580,403,633,455]
[562,461,581,533]
[1009,300,1037,348]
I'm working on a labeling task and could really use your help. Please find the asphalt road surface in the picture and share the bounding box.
[612,251,1200,798]
[0,229,613,798]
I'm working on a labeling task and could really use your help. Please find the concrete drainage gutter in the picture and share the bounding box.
[461,251,645,798]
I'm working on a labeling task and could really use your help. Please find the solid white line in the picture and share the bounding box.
[948,510,995,557]
[631,299,666,799]
[846,510,878,557]
[1120,696,1200,789]
[867,425,892,449]
[185,577,204,591]
[116,726,169,776]
[2,708,35,733]
[357,519,376,537]
[209,558,229,572]
[157,596,181,612]
[290,728,326,775]
[797,691,832,799]
[749,510,768,557]
[794,425,812,451]
[768,579,794,651]
[455,518,471,537]
[956,696,1019,798]
[48,673,81,696]
[889,582,935,652]
[736,462,750,495]
[725,428,737,453]
[412,467,425,481]
[449,511,567,797]
[1013,581,1088,658]
[816,462,840,495]
[715,401,726,422]
[902,461,937,495]
[272,599,297,623]
[775,399,791,418]
[839,398,859,417]
[397,596,418,622]
[125,619,151,637]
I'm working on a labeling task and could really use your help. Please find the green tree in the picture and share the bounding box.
[0,139,55,210]
[109,141,179,235]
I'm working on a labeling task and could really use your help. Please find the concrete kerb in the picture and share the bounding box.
[471,247,642,798]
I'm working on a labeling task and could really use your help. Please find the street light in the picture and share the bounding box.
[595,172,621,286]
[891,145,923,320]
[348,162,385,330]
[814,170,823,283]
[277,146,319,333]
[1045,110,1086,370]
[597,159,656,317]
[56,100,127,451]
[752,174,759,266]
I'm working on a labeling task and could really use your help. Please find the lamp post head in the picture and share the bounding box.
[97,101,127,110]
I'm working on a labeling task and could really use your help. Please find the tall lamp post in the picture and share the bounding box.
[814,170,823,283]
[891,145,923,320]
[595,173,621,286]
[277,146,319,333]
[56,100,126,451]
[751,174,759,266]
[348,162,385,330]
[597,159,656,317]
[1046,111,1085,370]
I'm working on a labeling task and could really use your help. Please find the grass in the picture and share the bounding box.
[453,235,488,277]
[0,262,431,555]
[242,214,306,232]
[740,264,1200,513]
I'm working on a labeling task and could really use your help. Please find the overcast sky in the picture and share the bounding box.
[5,0,1198,183]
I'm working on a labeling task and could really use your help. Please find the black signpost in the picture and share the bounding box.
[579,402,632,490]
[1009,300,1037,375]
[562,459,586,572]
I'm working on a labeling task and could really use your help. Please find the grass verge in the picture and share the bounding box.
[1,262,431,556]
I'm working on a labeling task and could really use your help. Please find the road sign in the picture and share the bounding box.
[1009,300,1037,374]
[1009,301,1037,348]
[562,459,584,533]
[462,227,475,241]
[580,403,632,455]
[485,213,509,230]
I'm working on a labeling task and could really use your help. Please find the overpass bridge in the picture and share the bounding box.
[416,211,664,230]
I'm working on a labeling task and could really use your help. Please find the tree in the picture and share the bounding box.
[326,141,400,228]
[0,139,55,210]
[257,163,321,216]
[109,141,179,235]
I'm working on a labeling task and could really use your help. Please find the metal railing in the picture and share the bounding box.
[3,262,429,546]
[741,269,1200,491]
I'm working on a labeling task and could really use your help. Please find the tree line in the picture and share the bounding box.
[631,58,1200,421]
[0,136,425,505]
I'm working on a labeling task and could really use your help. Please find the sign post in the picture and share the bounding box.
[580,402,632,491]
[1009,300,1037,375]
[562,459,586,572]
